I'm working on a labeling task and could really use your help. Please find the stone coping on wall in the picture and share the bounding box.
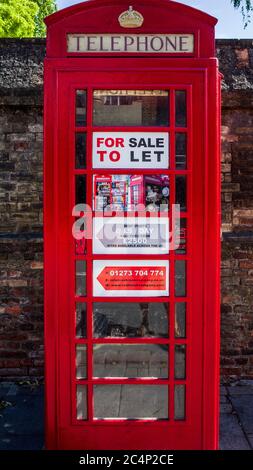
[0,38,253,92]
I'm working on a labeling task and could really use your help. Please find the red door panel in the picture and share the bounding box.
[44,59,219,450]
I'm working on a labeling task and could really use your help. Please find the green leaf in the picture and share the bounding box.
[0,0,57,38]
[231,0,253,28]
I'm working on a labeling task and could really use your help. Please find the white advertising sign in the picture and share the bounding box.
[93,217,169,254]
[92,132,169,169]
[93,259,169,297]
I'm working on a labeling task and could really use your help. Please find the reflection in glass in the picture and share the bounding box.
[76,344,87,379]
[75,238,86,255]
[76,385,87,420]
[176,176,187,212]
[76,175,86,205]
[175,90,187,127]
[93,344,169,378]
[93,174,170,212]
[76,90,86,127]
[174,344,186,379]
[76,303,87,338]
[75,133,86,169]
[93,90,169,127]
[74,215,87,255]
[174,385,185,420]
[175,303,186,338]
[175,260,186,297]
[94,385,168,419]
[176,133,187,169]
[175,218,187,254]
[76,260,86,296]
[93,302,169,338]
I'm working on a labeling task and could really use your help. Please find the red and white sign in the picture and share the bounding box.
[92,132,169,169]
[93,260,169,297]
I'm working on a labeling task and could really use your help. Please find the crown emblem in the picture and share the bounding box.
[118,6,144,28]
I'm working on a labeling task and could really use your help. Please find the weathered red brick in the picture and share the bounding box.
[5,305,22,315]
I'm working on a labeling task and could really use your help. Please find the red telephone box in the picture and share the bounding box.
[130,175,169,208]
[44,0,221,450]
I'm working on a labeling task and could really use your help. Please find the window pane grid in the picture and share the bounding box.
[72,86,190,422]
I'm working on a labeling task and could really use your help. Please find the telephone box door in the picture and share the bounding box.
[44,60,220,449]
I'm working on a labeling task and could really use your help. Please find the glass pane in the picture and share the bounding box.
[75,238,86,255]
[174,385,185,420]
[94,385,168,419]
[76,260,86,296]
[174,344,186,379]
[93,174,170,212]
[176,176,187,212]
[93,90,169,127]
[93,302,169,338]
[76,90,86,127]
[74,213,88,255]
[175,303,186,338]
[74,215,87,255]
[175,133,187,169]
[76,384,87,420]
[76,175,86,205]
[175,218,187,254]
[175,260,186,297]
[93,344,169,378]
[76,344,87,379]
[76,303,87,338]
[175,91,187,127]
[75,133,86,169]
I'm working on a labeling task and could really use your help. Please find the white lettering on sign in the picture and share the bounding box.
[94,90,168,97]
[93,132,169,169]
[67,34,194,54]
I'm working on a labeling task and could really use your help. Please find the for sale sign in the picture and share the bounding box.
[92,132,169,169]
[93,217,169,254]
[93,260,169,297]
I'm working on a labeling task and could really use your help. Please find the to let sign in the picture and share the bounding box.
[67,34,194,54]
[93,132,169,169]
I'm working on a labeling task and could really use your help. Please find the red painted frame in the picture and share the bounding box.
[44,0,220,450]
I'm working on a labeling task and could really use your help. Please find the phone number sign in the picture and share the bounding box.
[93,260,169,297]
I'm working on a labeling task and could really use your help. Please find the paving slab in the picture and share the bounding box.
[228,386,253,396]
[229,394,253,435]
[0,384,44,450]
[220,403,233,413]
[220,386,227,396]
[0,435,43,450]
[219,413,251,450]
[247,435,253,448]
[220,395,228,404]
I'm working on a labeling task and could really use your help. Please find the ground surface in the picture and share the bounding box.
[0,381,252,450]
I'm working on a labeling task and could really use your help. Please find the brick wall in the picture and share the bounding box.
[0,40,45,379]
[217,40,253,378]
[0,39,253,381]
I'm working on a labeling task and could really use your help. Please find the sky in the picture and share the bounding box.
[56,0,253,39]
